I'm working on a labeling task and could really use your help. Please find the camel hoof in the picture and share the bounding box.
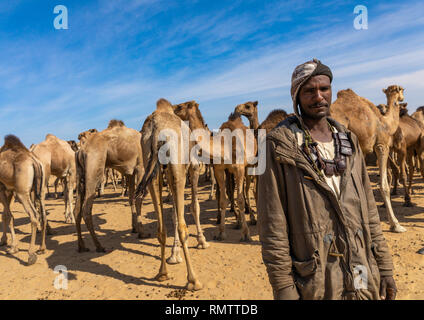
[138,232,151,239]
[240,235,252,242]
[186,280,203,291]
[7,246,19,254]
[155,273,170,282]
[65,217,74,224]
[417,248,424,255]
[78,247,90,253]
[233,223,242,230]
[0,239,7,246]
[27,253,37,266]
[390,225,407,233]
[403,201,414,207]
[214,232,227,241]
[37,249,46,255]
[197,242,210,249]
[166,255,183,265]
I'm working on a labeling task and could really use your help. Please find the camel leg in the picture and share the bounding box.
[64,175,75,224]
[375,145,406,232]
[110,170,117,191]
[127,174,140,234]
[214,168,228,241]
[171,165,202,291]
[235,168,251,242]
[407,149,415,197]
[397,149,411,206]
[189,165,209,249]
[34,189,48,254]
[17,194,41,265]
[82,191,106,252]
[149,173,169,281]
[0,191,14,248]
[245,173,257,225]
[167,202,183,264]
[208,166,215,200]
[73,183,88,252]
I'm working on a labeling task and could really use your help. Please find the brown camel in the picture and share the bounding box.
[73,120,144,252]
[136,99,202,290]
[412,106,424,125]
[331,85,406,232]
[30,134,76,224]
[391,103,424,206]
[0,135,47,265]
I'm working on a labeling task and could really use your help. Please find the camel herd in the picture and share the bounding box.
[1,84,423,291]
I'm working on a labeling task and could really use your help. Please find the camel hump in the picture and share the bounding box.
[336,88,355,99]
[416,106,424,113]
[108,119,125,128]
[156,98,174,114]
[45,133,57,140]
[4,135,27,150]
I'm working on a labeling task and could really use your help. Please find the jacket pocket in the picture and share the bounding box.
[292,250,323,299]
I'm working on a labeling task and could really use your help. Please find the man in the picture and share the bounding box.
[257,58,397,300]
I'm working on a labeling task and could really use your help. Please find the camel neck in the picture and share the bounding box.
[249,116,259,130]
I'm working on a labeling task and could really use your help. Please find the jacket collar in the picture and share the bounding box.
[268,115,357,185]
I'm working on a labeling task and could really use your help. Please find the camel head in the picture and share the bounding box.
[234,101,258,119]
[78,128,98,143]
[173,101,198,121]
[383,85,405,103]
[67,140,79,152]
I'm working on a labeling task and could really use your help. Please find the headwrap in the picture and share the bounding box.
[290,58,333,116]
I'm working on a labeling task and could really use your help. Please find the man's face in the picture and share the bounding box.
[298,75,332,120]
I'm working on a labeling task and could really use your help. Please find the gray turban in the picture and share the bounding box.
[290,58,333,116]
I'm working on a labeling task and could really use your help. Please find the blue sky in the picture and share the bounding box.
[1,0,424,146]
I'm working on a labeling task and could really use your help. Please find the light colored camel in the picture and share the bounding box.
[136,99,202,290]
[173,101,257,238]
[30,134,76,224]
[73,120,144,252]
[235,101,290,223]
[331,85,406,232]
[0,135,47,265]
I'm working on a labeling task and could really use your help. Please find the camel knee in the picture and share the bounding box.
[177,224,189,243]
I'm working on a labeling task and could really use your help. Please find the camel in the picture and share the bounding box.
[235,102,290,222]
[73,120,144,252]
[173,101,257,239]
[30,134,76,224]
[390,104,424,206]
[0,135,47,265]
[330,85,406,232]
[412,106,424,125]
[136,99,203,290]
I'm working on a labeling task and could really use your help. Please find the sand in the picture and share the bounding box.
[0,166,423,300]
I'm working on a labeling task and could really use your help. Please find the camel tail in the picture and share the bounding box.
[135,131,160,201]
[31,156,44,200]
[74,150,86,217]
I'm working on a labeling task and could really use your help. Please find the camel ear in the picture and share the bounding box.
[382,88,387,94]
[253,101,258,107]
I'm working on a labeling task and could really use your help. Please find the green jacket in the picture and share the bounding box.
[257,116,394,300]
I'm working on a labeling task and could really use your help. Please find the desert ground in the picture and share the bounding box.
[0,166,423,300]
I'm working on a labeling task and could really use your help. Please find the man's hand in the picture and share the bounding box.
[380,276,397,300]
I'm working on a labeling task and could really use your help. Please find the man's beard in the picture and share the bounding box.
[299,103,330,120]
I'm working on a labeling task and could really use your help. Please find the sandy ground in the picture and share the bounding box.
[0,166,423,300]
